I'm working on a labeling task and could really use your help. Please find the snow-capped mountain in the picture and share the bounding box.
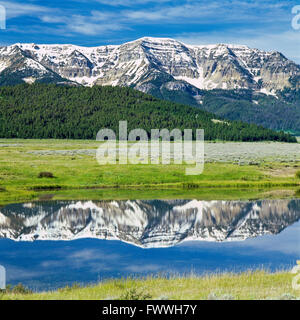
[0,199,299,248]
[0,45,73,86]
[0,37,299,96]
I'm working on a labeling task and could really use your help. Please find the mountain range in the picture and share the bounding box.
[0,199,299,248]
[0,37,300,133]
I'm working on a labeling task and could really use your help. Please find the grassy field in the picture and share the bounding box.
[1,271,299,300]
[0,139,299,204]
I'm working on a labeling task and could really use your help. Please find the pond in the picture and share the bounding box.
[0,199,299,291]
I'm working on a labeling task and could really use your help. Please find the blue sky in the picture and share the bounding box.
[0,0,300,62]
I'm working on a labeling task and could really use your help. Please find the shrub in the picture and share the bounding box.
[277,293,297,300]
[207,292,235,300]
[157,295,169,300]
[38,171,55,178]
[296,171,300,179]
[58,282,81,293]
[0,283,32,295]
[11,283,32,294]
[119,288,152,300]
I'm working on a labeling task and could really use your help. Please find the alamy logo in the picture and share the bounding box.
[96,121,204,176]
[0,5,6,30]
[292,5,300,30]
[0,265,5,290]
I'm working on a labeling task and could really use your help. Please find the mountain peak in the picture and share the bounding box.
[0,37,299,92]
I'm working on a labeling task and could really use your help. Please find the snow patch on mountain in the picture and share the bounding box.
[0,199,299,248]
[0,37,298,95]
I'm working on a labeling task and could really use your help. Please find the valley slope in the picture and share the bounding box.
[0,84,295,142]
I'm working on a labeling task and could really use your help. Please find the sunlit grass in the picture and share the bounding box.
[0,139,299,205]
[1,271,299,300]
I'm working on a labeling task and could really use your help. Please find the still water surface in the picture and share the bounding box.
[0,199,299,290]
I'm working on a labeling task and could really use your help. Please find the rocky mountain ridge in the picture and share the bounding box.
[0,199,299,248]
[1,37,299,95]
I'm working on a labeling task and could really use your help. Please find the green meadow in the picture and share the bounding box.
[0,139,299,204]
[1,271,299,300]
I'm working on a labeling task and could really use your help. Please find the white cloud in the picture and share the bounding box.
[119,0,291,24]
[125,264,162,273]
[94,0,172,6]
[69,249,120,261]
[41,11,127,36]
[0,1,52,19]
[37,0,288,36]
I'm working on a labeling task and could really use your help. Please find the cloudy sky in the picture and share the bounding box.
[0,0,300,62]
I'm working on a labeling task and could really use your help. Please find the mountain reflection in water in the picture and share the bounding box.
[0,199,300,248]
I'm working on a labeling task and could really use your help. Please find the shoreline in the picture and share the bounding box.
[1,185,300,207]
[1,271,299,300]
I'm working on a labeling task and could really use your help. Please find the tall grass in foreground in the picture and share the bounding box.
[1,271,299,300]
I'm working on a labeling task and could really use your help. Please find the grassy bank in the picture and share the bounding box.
[1,271,299,300]
[0,139,299,204]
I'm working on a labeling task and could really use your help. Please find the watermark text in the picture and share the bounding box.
[0,5,6,30]
[96,121,204,176]
[292,5,300,30]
